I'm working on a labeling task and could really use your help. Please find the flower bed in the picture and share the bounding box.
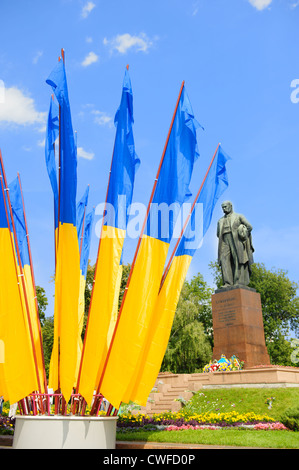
[117,410,288,432]
[0,417,15,435]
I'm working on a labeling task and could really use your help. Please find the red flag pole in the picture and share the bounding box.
[91,81,186,411]
[51,93,58,269]
[160,142,221,289]
[17,173,49,401]
[55,49,64,407]
[0,150,44,409]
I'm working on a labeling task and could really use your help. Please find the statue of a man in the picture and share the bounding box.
[217,201,254,288]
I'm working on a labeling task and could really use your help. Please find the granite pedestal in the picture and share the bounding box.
[212,286,270,368]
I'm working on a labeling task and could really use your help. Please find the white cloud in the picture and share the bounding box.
[0,86,46,127]
[37,138,45,148]
[33,50,43,64]
[290,1,299,8]
[248,0,272,10]
[192,1,200,16]
[81,1,96,18]
[92,110,113,127]
[103,33,155,54]
[81,51,99,67]
[77,146,94,160]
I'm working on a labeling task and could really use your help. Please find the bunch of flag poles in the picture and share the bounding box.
[0,49,231,417]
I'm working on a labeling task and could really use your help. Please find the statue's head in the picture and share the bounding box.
[221,201,233,215]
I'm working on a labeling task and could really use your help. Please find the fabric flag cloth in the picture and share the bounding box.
[128,145,231,405]
[75,207,94,382]
[0,162,38,404]
[45,95,59,231]
[77,68,139,405]
[8,177,46,394]
[76,185,89,246]
[100,84,202,409]
[47,59,81,401]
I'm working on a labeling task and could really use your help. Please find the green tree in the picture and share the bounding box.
[183,273,214,346]
[41,316,54,378]
[36,285,48,327]
[161,279,212,373]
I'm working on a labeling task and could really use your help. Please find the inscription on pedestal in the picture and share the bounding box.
[213,297,238,327]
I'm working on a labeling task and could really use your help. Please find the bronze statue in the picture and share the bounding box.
[217,201,254,288]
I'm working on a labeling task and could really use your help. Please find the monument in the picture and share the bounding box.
[212,201,270,367]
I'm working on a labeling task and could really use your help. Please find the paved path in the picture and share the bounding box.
[0,435,266,450]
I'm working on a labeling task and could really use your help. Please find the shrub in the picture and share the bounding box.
[280,405,299,431]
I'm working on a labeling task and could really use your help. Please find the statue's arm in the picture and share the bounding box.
[240,215,252,233]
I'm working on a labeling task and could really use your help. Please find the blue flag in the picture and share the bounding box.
[8,177,29,267]
[45,96,59,229]
[176,144,231,257]
[76,185,90,244]
[46,59,77,226]
[105,68,140,230]
[80,208,95,279]
[146,85,203,243]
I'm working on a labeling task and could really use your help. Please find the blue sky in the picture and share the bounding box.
[0,0,299,318]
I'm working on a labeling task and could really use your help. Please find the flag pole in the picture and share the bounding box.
[55,49,64,408]
[160,142,221,289]
[92,81,186,408]
[51,93,57,269]
[17,172,49,399]
[0,150,44,408]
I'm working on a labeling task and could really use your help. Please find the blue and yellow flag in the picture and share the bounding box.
[77,68,139,405]
[100,84,202,409]
[0,158,38,404]
[46,58,81,401]
[128,145,231,405]
[45,95,59,232]
[9,176,46,394]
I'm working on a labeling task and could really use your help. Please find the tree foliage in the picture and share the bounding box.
[36,285,48,327]
[41,316,54,379]
[161,276,213,373]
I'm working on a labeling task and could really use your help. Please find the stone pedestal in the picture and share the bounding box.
[212,286,270,368]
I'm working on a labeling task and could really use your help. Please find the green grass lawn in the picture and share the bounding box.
[116,387,299,448]
[183,387,299,421]
[116,428,299,449]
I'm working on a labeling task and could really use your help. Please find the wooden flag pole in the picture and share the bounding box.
[92,81,186,409]
[17,173,49,399]
[0,150,44,409]
[51,93,57,269]
[160,142,221,289]
[55,49,65,409]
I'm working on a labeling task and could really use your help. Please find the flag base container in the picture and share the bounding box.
[12,415,118,449]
